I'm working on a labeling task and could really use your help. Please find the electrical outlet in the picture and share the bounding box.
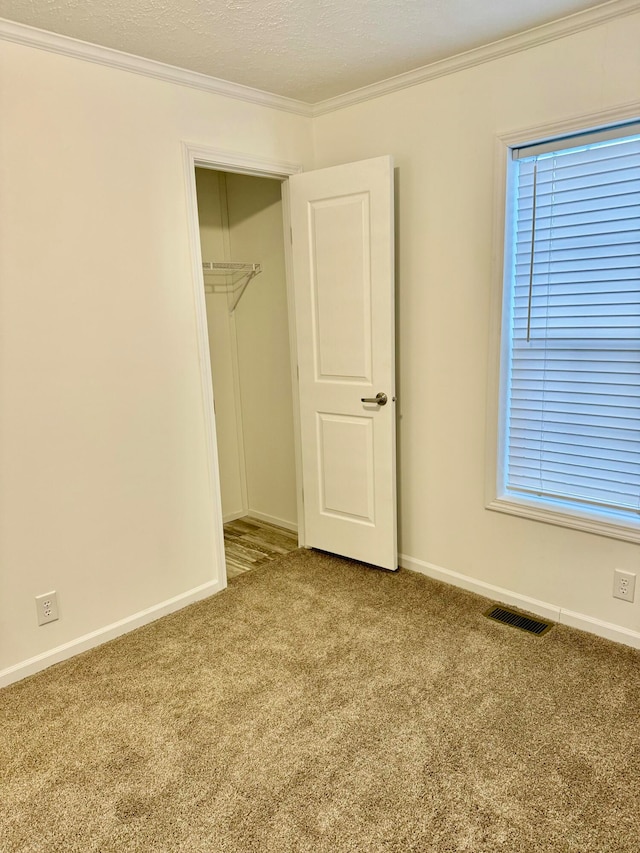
[613,570,636,603]
[35,591,59,625]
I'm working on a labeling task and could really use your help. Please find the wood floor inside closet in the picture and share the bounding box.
[223,517,298,579]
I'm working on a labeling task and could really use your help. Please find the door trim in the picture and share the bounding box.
[181,143,306,584]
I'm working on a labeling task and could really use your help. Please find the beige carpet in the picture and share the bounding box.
[2,550,639,852]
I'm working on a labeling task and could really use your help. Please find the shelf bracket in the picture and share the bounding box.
[202,262,262,312]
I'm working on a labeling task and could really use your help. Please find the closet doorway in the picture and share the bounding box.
[186,146,397,583]
[194,166,299,578]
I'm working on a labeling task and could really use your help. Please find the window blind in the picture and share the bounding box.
[505,128,640,520]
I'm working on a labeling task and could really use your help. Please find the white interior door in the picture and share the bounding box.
[289,156,397,571]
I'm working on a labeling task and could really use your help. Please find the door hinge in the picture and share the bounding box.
[290,226,293,244]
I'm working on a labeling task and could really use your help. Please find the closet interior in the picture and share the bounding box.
[195,168,298,572]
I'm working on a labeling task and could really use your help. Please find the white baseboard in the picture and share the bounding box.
[400,553,640,650]
[0,578,225,689]
[558,608,640,649]
[247,510,298,533]
[223,509,247,524]
[8,552,634,690]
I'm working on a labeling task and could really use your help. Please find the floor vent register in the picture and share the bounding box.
[485,605,552,636]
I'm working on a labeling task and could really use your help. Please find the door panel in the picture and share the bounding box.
[310,193,372,381]
[289,156,397,570]
[317,413,375,523]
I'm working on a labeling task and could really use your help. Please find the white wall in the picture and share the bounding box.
[312,12,640,637]
[0,39,312,682]
[226,173,297,529]
[2,10,639,686]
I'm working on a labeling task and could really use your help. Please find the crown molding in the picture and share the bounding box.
[0,17,313,118]
[311,0,640,116]
[1,0,638,120]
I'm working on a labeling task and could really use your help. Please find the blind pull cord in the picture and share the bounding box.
[526,159,538,343]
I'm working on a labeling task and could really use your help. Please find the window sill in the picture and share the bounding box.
[487,495,640,544]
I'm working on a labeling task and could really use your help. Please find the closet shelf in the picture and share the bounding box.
[202,262,262,312]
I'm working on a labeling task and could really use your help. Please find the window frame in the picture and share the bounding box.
[485,106,640,544]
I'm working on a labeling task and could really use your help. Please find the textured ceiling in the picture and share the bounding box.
[0,0,611,102]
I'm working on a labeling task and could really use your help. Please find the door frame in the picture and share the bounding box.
[181,143,307,583]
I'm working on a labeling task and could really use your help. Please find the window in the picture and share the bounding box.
[495,122,640,539]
